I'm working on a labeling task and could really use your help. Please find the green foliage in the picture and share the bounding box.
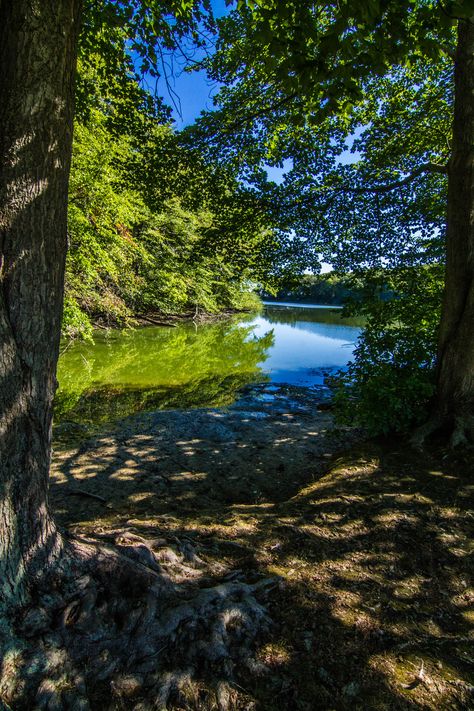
[263,272,390,305]
[61,2,289,338]
[62,295,95,341]
[196,15,452,271]
[65,66,277,337]
[333,265,444,434]
[80,0,213,82]
[66,110,150,334]
[189,1,465,433]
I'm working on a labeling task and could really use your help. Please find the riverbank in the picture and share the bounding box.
[92,306,260,331]
[50,383,473,710]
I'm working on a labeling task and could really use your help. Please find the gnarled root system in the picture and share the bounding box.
[0,531,273,710]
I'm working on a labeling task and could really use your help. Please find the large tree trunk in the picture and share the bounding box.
[0,0,80,607]
[435,18,474,439]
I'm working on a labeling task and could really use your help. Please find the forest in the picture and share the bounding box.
[0,1,473,710]
[64,57,276,338]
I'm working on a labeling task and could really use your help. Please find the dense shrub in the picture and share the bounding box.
[333,265,443,435]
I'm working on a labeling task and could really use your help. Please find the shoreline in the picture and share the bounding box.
[52,380,357,511]
[92,306,260,332]
[261,299,343,308]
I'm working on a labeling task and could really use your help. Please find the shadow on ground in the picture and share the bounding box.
[50,390,474,710]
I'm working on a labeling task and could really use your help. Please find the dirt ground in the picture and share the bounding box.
[51,384,474,710]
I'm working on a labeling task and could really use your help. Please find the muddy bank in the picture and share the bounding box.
[51,383,357,528]
[93,307,258,331]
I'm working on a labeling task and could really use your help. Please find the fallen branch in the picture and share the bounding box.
[67,489,108,504]
[139,315,176,327]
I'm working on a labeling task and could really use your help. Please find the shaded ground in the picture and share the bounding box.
[50,384,474,710]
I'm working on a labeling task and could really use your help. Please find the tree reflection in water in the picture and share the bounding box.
[55,317,274,431]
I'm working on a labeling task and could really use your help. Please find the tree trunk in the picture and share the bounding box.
[435,18,474,437]
[0,0,80,607]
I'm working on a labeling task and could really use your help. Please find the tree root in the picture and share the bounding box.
[450,414,474,449]
[410,414,444,450]
[410,412,474,450]
[0,530,274,710]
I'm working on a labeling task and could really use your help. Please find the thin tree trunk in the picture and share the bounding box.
[0,0,81,607]
[435,18,474,436]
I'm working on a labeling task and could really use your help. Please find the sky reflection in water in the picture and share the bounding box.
[253,304,361,386]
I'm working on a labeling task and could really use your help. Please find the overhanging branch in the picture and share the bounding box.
[345,162,448,194]
[265,161,449,214]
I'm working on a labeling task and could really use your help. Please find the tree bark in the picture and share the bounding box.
[0,0,81,607]
[435,18,474,436]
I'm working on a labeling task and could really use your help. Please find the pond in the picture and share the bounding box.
[55,303,362,434]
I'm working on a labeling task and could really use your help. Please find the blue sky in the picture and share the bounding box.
[159,0,229,127]
[158,0,291,185]
[155,0,314,187]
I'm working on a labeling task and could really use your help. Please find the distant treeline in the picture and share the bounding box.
[262,273,393,305]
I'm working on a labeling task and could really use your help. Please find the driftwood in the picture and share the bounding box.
[139,315,177,327]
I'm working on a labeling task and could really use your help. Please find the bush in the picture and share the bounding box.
[333,265,443,435]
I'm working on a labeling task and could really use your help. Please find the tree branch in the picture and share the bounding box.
[195,90,299,139]
[344,162,448,194]
[268,161,449,214]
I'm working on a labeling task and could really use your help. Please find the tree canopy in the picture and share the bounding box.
[181,0,474,437]
[65,26,289,338]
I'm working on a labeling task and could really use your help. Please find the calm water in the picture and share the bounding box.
[257,303,360,386]
[55,304,362,430]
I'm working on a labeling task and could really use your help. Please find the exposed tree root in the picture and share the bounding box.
[410,413,444,450]
[450,413,474,449]
[0,531,273,710]
[410,411,474,450]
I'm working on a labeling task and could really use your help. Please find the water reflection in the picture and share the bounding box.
[254,305,361,386]
[55,304,362,434]
[55,319,274,432]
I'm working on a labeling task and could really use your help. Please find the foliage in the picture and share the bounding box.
[333,265,444,434]
[195,5,453,268]
[64,56,280,337]
[67,111,149,335]
[61,1,297,339]
[262,272,392,305]
[185,1,471,432]
[80,0,213,84]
